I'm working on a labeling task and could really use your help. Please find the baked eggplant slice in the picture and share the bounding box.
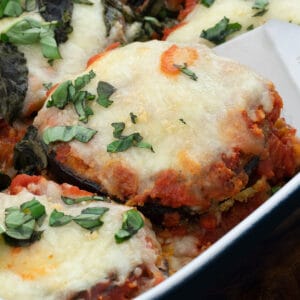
[33,40,300,214]
[0,0,107,118]
[0,174,165,300]
[165,0,300,44]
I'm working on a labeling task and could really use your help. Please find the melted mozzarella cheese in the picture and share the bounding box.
[0,0,107,116]
[34,40,273,199]
[167,0,300,45]
[0,190,161,300]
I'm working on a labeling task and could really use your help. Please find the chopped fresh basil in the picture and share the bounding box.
[0,172,11,191]
[247,24,254,31]
[97,81,116,108]
[130,112,138,124]
[25,0,36,11]
[74,70,96,91]
[61,195,109,205]
[200,17,242,45]
[174,63,198,81]
[73,207,109,231]
[111,122,125,138]
[49,209,73,227]
[20,199,46,220]
[72,0,94,4]
[47,80,71,109]
[47,71,96,123]
[252,0,269,17]
[0,224,5,234]
[73,91,95,123]
[136,141,155,152]
[201,0,215,8]
[179,118,187,124]
[108,123,154,153]
[42,125,97,145]
[1,199,46,246]
[1,18,61,60]
[1,0,23,18]
[271,186,281,195]
[115,209,144,243]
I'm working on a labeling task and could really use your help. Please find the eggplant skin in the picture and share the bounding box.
[0,42,28,123]
[13,126,48,175]
[48,150,104,194]
[37,0,74,44]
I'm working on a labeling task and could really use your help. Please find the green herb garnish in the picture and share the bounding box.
[73,207,109,231]
[0,0,22,19]
[115,209,144,243]
[247,24,254,31]
[130,112,137,124]
[1,18,61,60]
[49,209,73,227]
[42,125,97,144]
[271,186,281,195]
[201,0,215,8]
[179,118,187,124]
[200,17,242,45]
[1,198,46,246]
[252,0,269,17]
[111,122,125,138]
[174,63,198,81]
[61,195,109,205]
[97,81,116,108]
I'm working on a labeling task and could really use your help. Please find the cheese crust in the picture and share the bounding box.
[34,40,284,210]
[0,175,163,300]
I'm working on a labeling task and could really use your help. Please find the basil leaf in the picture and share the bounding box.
[3,230,43,247]
[0,172,11,191]
[137,141,154,152]
[2,18,61,60]
[201,0,215,8]
[3,0,23,17]
[73,207,109,230]
[20,199,46,220]
[61,195,109,205]
[97,81,116,108]
[47,80,71,108]
[111,122,125,138]
[130,112,137,124]
[247,24,254,31]
[5,218,35,240]
[42,125,97,144]
[252,0,269,10]
[252,0,269,17]
[40,25,62,60]
[72,0,94,5]
[115,209,144,243]
[253,9,268,17]
[5,210,32,229]
[200,17,241,45]
[25,0,36,11]
[49,209,73,227]
[107,132,142,153]
[74,70,96,91]
[173,63,198,81]
[73,91,94,123]
[179,118,187,124]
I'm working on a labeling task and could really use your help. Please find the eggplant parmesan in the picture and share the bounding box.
[33,40,300,215]
[165,0,300,45]
[0,174,164,300]
[0,0,106,119]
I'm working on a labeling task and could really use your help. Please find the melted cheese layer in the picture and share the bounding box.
[34,40,273,201]
[0,0,107,116]
[0,190,160,300]
[167,0,300,45]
